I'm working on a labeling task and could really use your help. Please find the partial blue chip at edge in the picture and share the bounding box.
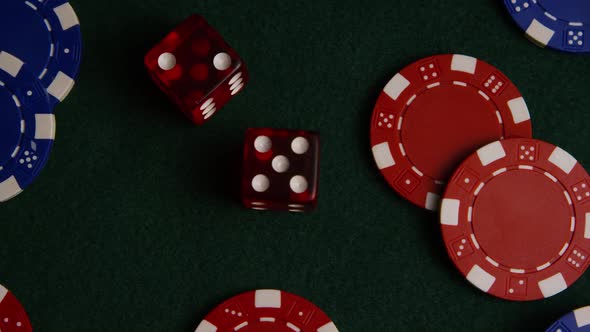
[503,0,590,53]
[547,306,590,332]
[0,0,82,105]
[0,51,55,202]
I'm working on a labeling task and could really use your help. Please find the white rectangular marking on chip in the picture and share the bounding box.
[441,199,460,225]
[537,262,551,270]
[398,143,406,156]
[425,192,440,211]
[427,82,440,89]
[12,95,21,108]
[574,306,590,328]
[518,165,533,170]
[538,273,567,298]
[564,191,573,205]
[570,22,583,27]
[383,73,410,101]
[477,141,506,166]
[451,54,477,74]
[397,117,403,130]
[372,142,395,169]
[585,213,590,239]
[485,256,499,267]
[411,166,423,177]
[493,168,507,176]
[470,234,480,249]
[559,243,569,256]
[434,180,444,185]
[54,3,80,30]
[35,114,56,140]
[406,94,417,106]
[317,322,339,332]
[0,52,24,78]
[544,12,557,21]
[526,19,555,46]
[466,265,496,292]
[50,43,55,57]
[571,217,576,233]
[44,18,52,32]
[286,322,300,332]
[467,206,473,222]
[453,81,467,87]
[25,1,37,10]
[39,68,48,80]
[495,110,503,124]
[510,268,525,274]
[478,90,490,101]
[194,320,217,332]
[47,71,75,101]
[255,290,281,308]
[507,97,531,124]
[544,172,558,182]
[0,176,23,203]
[11,147,19,158]
[474,183,484,196]
[260,317,275,322]
[235,321,248,330]
[549,147,577,174]
[0,285,7,302]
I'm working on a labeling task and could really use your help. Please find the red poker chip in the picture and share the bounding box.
[0,284,32,332]
[370,54,532,210]
[194,289,339,332]
[441,138,590,301]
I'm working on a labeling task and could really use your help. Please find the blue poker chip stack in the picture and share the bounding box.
[0,0,82,202]
[503,0,590,53]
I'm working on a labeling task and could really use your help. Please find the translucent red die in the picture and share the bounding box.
[144,15,248,125]
[241,128,320,212]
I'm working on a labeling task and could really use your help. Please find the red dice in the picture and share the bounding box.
[144,15,248,125]
[241,128,320,212]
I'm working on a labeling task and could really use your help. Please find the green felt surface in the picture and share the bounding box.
[2,0,590,331]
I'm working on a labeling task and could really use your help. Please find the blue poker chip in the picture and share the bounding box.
[0,51,55,202]
[0,0,82,105]
[547,306,590,332]
[503,0,589,53]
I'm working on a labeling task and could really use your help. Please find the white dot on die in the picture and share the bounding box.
[4,317,8,322]
[16,322,22,327]
[252,174,270,192]
[291,137,310,154]
[299,312,303,316]
[519,280,524,285]
[27,90,32,96]
[464,178,470,183]
[272,155,290,173]
[290,175,308,194]
[157,52,176,71]
[213,52,232,70]
[64,48,70,54]
[254,136,272,153]
[509,288,514,293]
[405,179,411,185]
[569,31,574,36]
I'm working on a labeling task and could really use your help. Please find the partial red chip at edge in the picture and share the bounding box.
[441,138,590,301]
[370,54,532,210]
[194,289,339,332]
[0,284,32,332]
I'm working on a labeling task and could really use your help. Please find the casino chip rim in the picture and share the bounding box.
[546,306,590,331]
[0,51,55,202]
[0,283,33,331]
[440,138,590,301]
[503,0,589,53]
[193,289,339,332]
[370,54,532,211]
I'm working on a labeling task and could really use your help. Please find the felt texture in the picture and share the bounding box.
[1,0,590,331]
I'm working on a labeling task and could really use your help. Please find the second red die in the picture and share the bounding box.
[144,15,248,125]
[241,128,320,213]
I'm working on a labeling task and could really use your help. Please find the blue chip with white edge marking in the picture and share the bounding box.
[547,306,590,332]
[503,0,590,53]
[0,51,55,202]
[0,0,82,105]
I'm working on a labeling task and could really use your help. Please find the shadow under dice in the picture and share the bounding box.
[144,14,248,125]
[242,128,320,212]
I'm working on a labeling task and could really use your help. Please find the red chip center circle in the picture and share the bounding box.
[472,169,574,271]
[402,83,502,181]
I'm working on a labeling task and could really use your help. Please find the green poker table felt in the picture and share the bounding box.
[1,0,590,331]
